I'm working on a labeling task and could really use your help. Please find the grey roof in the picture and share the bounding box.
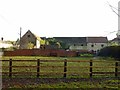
[54,37,86,44]
[21,30,41,41]
[110,37,120,42]
[54,37,108,44]
[86,37,108,43]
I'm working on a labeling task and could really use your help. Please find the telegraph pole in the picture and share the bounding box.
[20,27,22,40]
[19,27,22,49]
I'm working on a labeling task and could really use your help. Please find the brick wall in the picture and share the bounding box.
[4,49,77,57]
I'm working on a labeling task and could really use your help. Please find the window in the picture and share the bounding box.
[74,44,76,46]
[101,44,104,47]
[91,44,94,47]
[97,50,100,53]
[81,44,83,46]
[91,50,94,53]
[27,35,30,37]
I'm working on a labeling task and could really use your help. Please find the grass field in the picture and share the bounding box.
[1,56,120,89]
[1,56,119,78]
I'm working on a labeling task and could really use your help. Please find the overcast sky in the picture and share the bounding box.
[0,0,119,41]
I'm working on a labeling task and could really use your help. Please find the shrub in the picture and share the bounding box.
[97,46,120,60]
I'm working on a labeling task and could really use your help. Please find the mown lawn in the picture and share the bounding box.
[1,56,118,78]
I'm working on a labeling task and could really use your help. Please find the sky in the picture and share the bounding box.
[0,0,119,41]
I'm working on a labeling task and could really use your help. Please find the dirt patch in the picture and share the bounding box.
[2,78,119,89]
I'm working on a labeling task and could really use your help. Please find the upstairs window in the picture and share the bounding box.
[81,44,83,46]
[27,35,30,38]
[101,44,104,47]
[91,44,94,47]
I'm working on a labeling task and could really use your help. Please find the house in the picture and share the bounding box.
[86,37,108,53]
[54,37,108,53]
[109,38,120,46]
[0,40,13,49]
[19,30,108,52]
[109,30,120,46]
[20,30,41,49]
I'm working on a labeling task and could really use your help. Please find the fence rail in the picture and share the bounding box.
[1,59,120,78]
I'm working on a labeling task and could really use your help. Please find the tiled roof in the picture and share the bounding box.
[54,37,108,44]
[21,30,41,41]
[86,37,108,43]
[54,37,86,44]
[110,37,120,42]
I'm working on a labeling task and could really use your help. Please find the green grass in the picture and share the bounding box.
[1,56,119,78]
[1,56,120,89]
[2,56,93,60]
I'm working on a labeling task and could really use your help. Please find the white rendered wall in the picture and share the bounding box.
[87,43,108,52]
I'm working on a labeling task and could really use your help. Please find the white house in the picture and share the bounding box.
[86,37,108,53]
[0,40,13,49]
[54,37,108,53]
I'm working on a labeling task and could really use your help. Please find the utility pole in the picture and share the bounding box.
[19,27,22,49]
[107,1,120,45]
[20,27,22,40]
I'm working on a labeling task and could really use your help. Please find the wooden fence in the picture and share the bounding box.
[1,59,120,78]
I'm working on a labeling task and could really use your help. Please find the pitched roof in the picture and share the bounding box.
[21,30,41,41]
[33,34,41,41]
[54,37,108,44]
[86,37,108,43]
[110,37,120,42]
[54,37,86,44]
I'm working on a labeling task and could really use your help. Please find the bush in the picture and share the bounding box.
[97,46,120,60]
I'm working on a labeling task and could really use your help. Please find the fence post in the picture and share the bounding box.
[9,59,12,78]
[37,59,40,78]
[90,60,93,78]
[63,59,67,78]
[115,62,118,77]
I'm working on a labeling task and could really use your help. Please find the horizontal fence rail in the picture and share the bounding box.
[1,59,120,78]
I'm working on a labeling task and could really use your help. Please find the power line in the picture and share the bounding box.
[0,12,22,41]
[107,1,120,17]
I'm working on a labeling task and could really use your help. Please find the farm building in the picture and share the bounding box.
[20,31,108,53]
[0,39,13,49]
[20,30,41,49]
[54,37,108,53]
[109,38,120,46]
[109,30,120,46]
